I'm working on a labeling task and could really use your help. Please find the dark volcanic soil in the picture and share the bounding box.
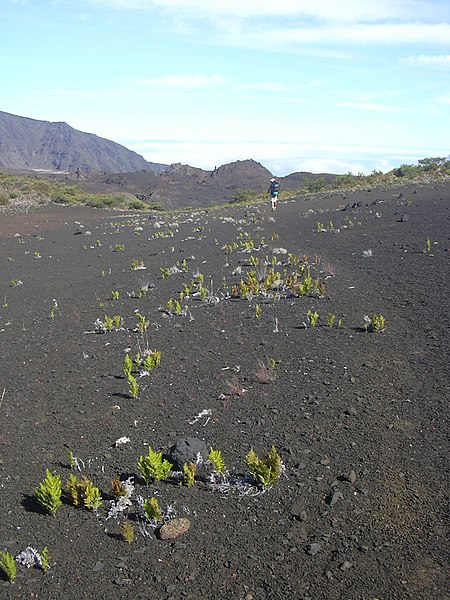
[0,182,449,600]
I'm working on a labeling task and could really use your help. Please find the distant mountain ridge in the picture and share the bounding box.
[0,110,337,209]
[0,111,166,173]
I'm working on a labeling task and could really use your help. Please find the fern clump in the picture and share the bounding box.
[36,469,63,516]
[123,354,133,377]
[66,474,102,510]
[137,446,173,484]
[0,549,17,582]
[120,521,135,544]
[143,497,163,521]
[183,462,197,487]
[208,447,227,475]
[127,373,139,399]
[364,313,386,333]
[245,446,282,489]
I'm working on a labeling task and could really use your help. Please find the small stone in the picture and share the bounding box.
[158,518,191,540]
[307,543,322,556]
[320,458,331,466]
[165,437,208,471]
[93,561,105,572]
[327,490,344,507]
[340,561,353,571]
[173,541,186,550]
[344,407,358,416]
[340,470,357,484]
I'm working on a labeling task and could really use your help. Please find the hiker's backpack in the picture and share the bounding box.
[271,181,280,195]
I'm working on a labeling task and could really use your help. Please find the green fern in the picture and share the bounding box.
[0,550,16,582]
[40,547,50,572]
[66,474,102,510]
[137,447,173,484]
[245,446,282,489]
[127,373,139,399]
[123,354,133,377]
[36,469,62,516]
[208,447,227,475]
[183,462,197,487]
[143,497,163,521]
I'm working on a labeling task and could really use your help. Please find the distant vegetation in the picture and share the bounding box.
[1,156,449,212]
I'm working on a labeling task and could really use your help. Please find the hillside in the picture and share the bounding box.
[0,180,448,599]
[0,111,166,174]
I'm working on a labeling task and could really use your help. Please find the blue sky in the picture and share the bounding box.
[1,0,450,175]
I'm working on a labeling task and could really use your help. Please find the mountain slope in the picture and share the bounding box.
[0,111,166,173]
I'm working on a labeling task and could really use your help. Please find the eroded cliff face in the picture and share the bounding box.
[0,110,159,173]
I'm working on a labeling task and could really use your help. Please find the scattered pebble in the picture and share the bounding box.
[158,518,191,540]
[307,543,322,556]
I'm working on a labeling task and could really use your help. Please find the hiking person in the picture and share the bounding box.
[268,178,280,211]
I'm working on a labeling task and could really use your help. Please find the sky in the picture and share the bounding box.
[1,0,450,176]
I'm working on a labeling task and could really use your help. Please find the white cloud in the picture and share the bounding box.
[136,73,228,89]
[85,1,449,23]
[339,102,406,112]
[237,82,292,92]
[401,55,450,68]
[435,93,450,104]
[271,23,450,46]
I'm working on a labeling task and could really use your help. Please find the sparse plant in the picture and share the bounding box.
[120,521,135,544]
[131,259,145,270]
[255,304,262,318]
[245,446,282,489]
[137,447,173,484]
[111,290,120,300]
[227,376,245,397]
[65,448,75,469]
[307,309,319,326]
[10,278,23,287]
[183,462,197,487]
[142,350,161,372]
[136,311,149,333]
[114,243,125,252]
[143,497,163,521]
[0,550,17,582]
[208,447,227,476]
[255,358,276,383]
[66,474,102,510]
[426,238,432,252]
[326,313,336,327]
[364,313,386,333]
[40,547,50,572]
[35,469,63,516]
[127,373,139,399]
[48,299,58,319]
[123,354,133,377]
[112,477,128,498]
[16,546,50,572]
